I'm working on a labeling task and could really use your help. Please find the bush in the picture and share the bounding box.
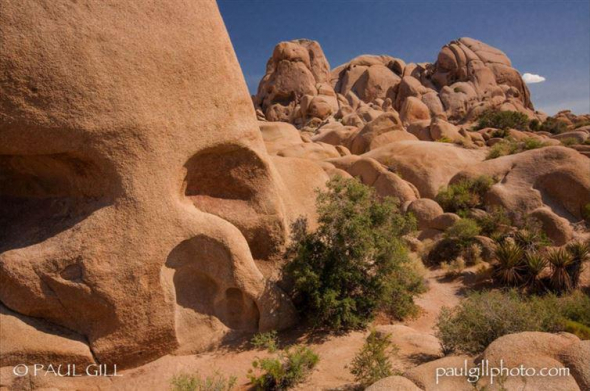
[487,138,520,159]
[350,330,398,387]
[436,176,495,214]
[474,206,511,239]
[540,118,568,134]
[251,331,279,353]
[487,137,547,159]
[444,219,480,245]
[441,257,466,278]
[475,110,530,131]
[435,290,590,354]
[284,176,422,331]
[171,372,237,391]
[528,119,541,131]
[248,345,319,391]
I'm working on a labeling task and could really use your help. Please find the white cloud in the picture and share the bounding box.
[522,73,546,84]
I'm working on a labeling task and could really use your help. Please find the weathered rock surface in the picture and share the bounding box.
[0,0,325,369]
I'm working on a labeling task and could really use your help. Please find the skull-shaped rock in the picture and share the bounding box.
[0,0,323,368]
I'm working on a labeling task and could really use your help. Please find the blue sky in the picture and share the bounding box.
[218,0,590,115]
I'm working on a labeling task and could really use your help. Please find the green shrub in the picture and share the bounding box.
[523,137,547,150]
[475,110,530,131]
[528,119,541,131]
[350,330,398,387]
[284,176,422,331]
[487,137,547,159]
[565,321,590,339]
[540,118,568,134]
[444,219,480,245]
[434,290,587,354]
[487,138,519,159]
[171,372,237,391]
[491,128,511,139]
[474,206,511,239]
[251,331,279,353]
[436,176,495,214]
[248,345,319,390]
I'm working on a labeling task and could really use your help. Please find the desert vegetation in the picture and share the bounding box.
[349,330,398,387]
[436,290,590,354]
[170,372,237,391]
[248,344,319,391]
[284,176,423,331]
[435,176,495,215]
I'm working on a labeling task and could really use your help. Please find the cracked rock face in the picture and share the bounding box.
[0,0,312,368]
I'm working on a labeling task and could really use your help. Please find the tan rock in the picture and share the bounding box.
[0,0,327,368]
[407,199,444,230]
[366,376,422,391]
[430,213,462,231]
[0,304,94,368]
[363,141,487,198]
[404,355,476,391]
[453,146,590,222]
[529,207,573,245]
[400,96,431,125]
[350,111,405,154]
[259,121,303,154]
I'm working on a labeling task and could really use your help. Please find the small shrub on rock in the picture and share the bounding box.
[474,206,511,240]
[540,117,568,134]
[487,137,548,159]
[284,176,422,331]
[445,219,480,245]
[350,329,398,387]
[475,110,530,131]
[436,176,495,214]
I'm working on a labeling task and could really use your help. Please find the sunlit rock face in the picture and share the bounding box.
[0,0,331,369]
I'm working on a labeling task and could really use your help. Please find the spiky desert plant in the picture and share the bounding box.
[523,251,547,293]
[514,228,547,251]
[566,241,589,289]
[493,242,525,286]
[548,248,574,294]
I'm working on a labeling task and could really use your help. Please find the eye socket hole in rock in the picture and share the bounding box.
[0,153,113,252]
[184,145,285,261]
[164,235,260,343]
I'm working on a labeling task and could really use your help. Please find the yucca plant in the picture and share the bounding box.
[493,241,525,286]
[523,251,547,293]
[547,248,574,294]
[566,241,589,289]
[514,228,547,251]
